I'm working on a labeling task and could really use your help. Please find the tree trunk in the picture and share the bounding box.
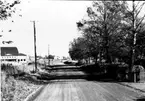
[95,56,98,64]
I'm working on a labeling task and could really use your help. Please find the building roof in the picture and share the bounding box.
[18,53,27,56]
[1,47,19,56]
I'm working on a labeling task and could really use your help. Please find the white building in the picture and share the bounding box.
[0,46,28,65]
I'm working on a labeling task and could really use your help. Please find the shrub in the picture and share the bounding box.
[1,72,16,101]
[1,64,27,78]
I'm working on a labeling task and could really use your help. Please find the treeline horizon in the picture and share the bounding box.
[69,1,145,71]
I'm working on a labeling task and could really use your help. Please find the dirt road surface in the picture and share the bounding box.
[28,65,145,101]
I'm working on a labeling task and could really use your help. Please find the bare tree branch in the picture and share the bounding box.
[136,14,145,31]
[135,2,145,19]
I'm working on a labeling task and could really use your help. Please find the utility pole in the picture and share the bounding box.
[31,21,37,72]
[48,44,50,65]
[0,35,2,101]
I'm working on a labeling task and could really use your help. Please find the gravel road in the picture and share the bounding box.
[28,65,145,101]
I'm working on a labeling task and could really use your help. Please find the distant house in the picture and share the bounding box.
[17,53,28,63]
[0,47,28,65]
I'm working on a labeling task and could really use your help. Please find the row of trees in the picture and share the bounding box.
[69,1,145,71]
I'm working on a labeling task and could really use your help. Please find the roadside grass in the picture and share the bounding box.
[1,63,48,101]
[1,70,42,101]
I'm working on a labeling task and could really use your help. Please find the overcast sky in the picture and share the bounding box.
[0,0,92,57]
[0,0,144,57]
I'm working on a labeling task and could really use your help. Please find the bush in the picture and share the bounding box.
[2,64,18,75]
[1,72,16,101]
[103,63,129,80]
[104,64,120,79]
[1,64,27,78]
[135,59,145,68]
[81,63,101,73]
[75,61,84,66]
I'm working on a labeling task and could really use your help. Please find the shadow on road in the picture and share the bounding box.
[36,64,126,83]
[16,64,140,86]
[13,64,145,101]
[135,96,145,101]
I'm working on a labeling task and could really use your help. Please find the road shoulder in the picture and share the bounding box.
[120,82,145,93]
[24,85,46,101]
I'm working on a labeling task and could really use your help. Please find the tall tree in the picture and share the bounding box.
[69,37,89,61]
[123,1,145,71]
[77,1,128,63]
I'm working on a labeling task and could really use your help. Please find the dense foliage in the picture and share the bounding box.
[69,1,145,68]
[0,0,20,20]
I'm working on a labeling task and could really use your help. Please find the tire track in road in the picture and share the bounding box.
[34,80,81,101]
[89,82,122,101]
[73,81,88,101]
[96,82,145,101]
[34,81,64,101]
[28,64,145,101]
[70,82,80,101]
[47,83,62,101]
[76,81,109,101]
[63,83,71,101]
[75,81,144,101]
[33,84,52,101]
[29,79,145,101]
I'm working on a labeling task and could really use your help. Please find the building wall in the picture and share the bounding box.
[0,55,28,65]
[17,56,28,63]
[0,46,29,65]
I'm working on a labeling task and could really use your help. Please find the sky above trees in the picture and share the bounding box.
[0,0,144,57]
